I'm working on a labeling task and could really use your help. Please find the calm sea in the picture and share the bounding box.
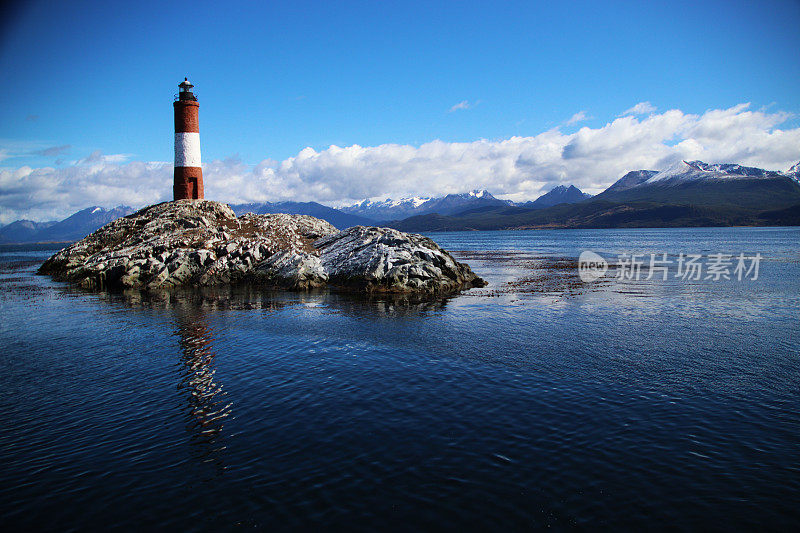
[1,227,799,530]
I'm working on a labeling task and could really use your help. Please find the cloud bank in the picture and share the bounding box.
[1,103,798,224]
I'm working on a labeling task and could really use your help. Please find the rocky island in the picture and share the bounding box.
[38,200,486,295]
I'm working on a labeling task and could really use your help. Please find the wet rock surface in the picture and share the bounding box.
[38,200,485,294]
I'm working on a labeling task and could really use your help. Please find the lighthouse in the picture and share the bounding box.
[173,78,203,200]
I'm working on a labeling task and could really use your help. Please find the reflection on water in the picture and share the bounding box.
[92,284,453,318]
[174,312,232,475]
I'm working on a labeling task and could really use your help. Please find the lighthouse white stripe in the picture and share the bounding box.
[174,132,201,167]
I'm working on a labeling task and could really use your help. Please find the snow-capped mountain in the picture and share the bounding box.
[346,196,434,217]
[783,161,800,183]
[603,170,659,193]
[645,160,788,184]
[342,189,511,221]
[597,160,800,210]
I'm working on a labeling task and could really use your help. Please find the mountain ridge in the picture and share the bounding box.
[341,189,511,221]
[341,186,592,220]
[0,220,58,243]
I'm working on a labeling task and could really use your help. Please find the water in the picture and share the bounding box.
[1,227,799,530]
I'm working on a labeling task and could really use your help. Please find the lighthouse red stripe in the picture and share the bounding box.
[173,101,200,133]
[173,166,204,200]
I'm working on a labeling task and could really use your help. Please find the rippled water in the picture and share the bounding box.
[1,227,799,530]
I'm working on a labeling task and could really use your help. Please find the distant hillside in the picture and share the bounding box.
[391,201,800,232]
[522,185,592,208]
[0,206,134,244]
[389,160,800,231]
[231,201,375,229]
[0,220,57,243]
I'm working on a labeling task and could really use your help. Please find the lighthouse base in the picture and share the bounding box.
[174,166,204,200]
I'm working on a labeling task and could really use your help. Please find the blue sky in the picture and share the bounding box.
[1,0,799,222]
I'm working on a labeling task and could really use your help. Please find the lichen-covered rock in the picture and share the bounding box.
[38,200,485,295]
[253,251,328,290]
[39,200,336,291]
[315,226,485,293]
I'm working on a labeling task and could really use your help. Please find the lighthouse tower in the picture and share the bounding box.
[173,78,203,200]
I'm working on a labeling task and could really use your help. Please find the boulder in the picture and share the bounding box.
[316,226,485,293]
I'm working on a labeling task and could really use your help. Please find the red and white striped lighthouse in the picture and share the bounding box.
[173,78,204,200]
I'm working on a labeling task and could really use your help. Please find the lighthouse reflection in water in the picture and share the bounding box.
[174,312,232,472]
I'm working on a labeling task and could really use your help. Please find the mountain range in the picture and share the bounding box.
[340,190,511,221]
[2,159,798,243]
[390,160,800,231]
[340,186,594,220]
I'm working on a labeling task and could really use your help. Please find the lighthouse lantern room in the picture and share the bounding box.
[178,78,196,100]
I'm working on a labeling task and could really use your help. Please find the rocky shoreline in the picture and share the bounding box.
[38,200,486,295]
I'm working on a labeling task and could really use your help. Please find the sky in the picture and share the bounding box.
[1,0,799,223]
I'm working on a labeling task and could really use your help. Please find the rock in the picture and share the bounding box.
[315,226,485,293]
[38,199,485,295]
[254,250,328,290]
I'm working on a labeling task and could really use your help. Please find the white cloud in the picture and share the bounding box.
[566,111,590,125]
[621,101,657,116]
[0,156,172,224]
[449,100,471,112]
[71,150,132,165]
[1,103,799,224]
